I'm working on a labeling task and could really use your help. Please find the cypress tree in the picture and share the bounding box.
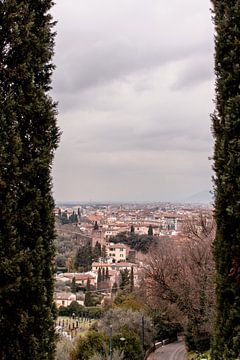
[148,224,153,236]
[120,269,130,290]
[211,1,240,359]
[69,210,78,223]
[101,244,107,259]
[71,277,77,294]
[106,267,110,280]
[84,278,92,307]
[102,267,106,281]
[93,241,101,261]
[93,220,99,230]
[97,267,102,289]
[0,1,59,359]
[112,281,118,294]
[130,266,134,292]
[75,242,92,271]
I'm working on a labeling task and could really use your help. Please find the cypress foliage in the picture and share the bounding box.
[0,1,59,359]
[75,242,93,271]
[148,224,153,236]
[93,220,99,230]
[102,267,106,281]
[106,266,110,279]
[71,277,77,294]
[120,269,130,290]
[84,278,92,307]
[130,266,134,292]
[97,267,102,288]
[93,241,102,260]
[211,1,240,359]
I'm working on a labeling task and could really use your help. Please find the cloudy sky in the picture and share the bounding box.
[52,0,215,203]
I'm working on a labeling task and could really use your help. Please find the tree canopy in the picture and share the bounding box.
[211,1,240,358]
[109,232,157,253]
[0,1,59,358]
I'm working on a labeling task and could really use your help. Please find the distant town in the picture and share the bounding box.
[54,201,212,309]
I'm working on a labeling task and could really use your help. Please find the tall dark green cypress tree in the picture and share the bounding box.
[97,267,102,289]
[148,224,153,236]
[106,266,109,280]
[84,278,92,307]
[211,1,240,359]
[0,1,59,359]
[130,266,134,292]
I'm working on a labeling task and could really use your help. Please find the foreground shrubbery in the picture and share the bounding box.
[98,307,155,350]
[55,291,187,359]
[152,313,183,343]
[56,339,74,360]
[58,302,104,319]
[55,298,156,360]
[56,337,125,360]
[72,329,142,360]
[185,327,211,354]
[71,331,107,360]
[57,328,142,360]
[188,350,211,360]
[89,351,124,360]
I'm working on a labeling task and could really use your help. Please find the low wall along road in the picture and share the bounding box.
[147,341,187,360]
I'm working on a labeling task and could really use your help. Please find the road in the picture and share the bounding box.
[147,341,187,360]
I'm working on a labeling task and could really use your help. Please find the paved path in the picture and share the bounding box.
[147,341,187,360]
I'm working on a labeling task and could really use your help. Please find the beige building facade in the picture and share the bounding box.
[106,243,127,262]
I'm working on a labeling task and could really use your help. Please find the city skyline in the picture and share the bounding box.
[52,0,214,202]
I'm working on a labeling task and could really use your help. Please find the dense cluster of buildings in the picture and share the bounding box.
[54,202,212,308]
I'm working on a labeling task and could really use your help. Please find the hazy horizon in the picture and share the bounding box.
[55,189,213,205]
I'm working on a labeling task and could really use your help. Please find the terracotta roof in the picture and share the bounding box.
[108,243,127,249]
[63,273,95,280]
[112,262,135,267]
[55,292,76,300]
[92,262,110,267]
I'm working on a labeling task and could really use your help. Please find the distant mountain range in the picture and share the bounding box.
[56,191,214,206]
[184,190,214,204]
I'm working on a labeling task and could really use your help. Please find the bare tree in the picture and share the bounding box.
[143,213,215,350]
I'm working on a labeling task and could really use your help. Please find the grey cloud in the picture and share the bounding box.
[172,58,214,90]
[52,0,214,100]
[55,142,211,172]
[53,41,211,96]
[52,0,214,202]
[73,120,212,154]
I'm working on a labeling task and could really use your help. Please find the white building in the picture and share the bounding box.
[56,272,97,287]
[106,243,127,262]
[54,292,76,308]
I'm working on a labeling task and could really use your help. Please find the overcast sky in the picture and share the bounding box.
[52,0,215,203]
